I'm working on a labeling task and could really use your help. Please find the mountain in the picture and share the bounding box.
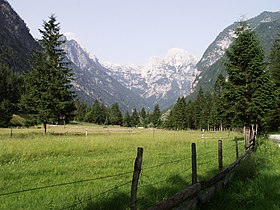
[104,48,198,109]
[193,11,280,95]
[0,0,38,73]
[62,39,147,111]
[2,0,280,112]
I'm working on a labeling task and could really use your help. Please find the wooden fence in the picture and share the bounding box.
[130,127,257,210]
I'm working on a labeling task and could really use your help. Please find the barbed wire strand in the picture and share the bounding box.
[142,156,191,171]
[0,170,134,197]
[139,166,192,190]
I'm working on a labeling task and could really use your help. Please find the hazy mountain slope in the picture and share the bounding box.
[62,39,147,111]
[192,11,280,96]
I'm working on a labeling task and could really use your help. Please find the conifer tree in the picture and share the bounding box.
[151,104,161,127]
[20,15,75,133]
[267,34,280,130]
[109,103,122,125]
[123,111,131,127]
[131,108,140,127]
[0,64,21,127]
[139,107,148,127]
[223,22,275,128]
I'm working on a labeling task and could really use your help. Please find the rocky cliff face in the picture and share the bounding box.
[62,39,147,111]
[192,11,280,95]
[0,0,39,72]
[104,48,198,109]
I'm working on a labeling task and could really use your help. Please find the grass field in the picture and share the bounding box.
[0,124,243,209]
[199,137,280,210]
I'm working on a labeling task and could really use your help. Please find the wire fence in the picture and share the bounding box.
[1,133,253,210]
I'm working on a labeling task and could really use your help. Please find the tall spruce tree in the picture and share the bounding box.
[20,15,75,133]
[268,34,280,130]
[131,108,140,127]
[109,103,123,125]
[208,74,227,130]
[223,22,275,128]
[151,104,161,127]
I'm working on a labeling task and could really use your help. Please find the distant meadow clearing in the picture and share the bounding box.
[0,125,243,209]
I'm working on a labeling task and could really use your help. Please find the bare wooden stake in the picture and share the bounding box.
[130,147,143,210]
[10,127,13,138]
[218,140,223,172]
[235,137,239,161]
[192,143,197,185]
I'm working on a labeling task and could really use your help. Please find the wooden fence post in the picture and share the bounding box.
[130,147,143,210]
[243,126,246,151]
[10,127,13,138]
[235,137,239,161]
[192,143,197,185]
[218,140,223,172]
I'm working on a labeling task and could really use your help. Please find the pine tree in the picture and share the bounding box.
[74,100,88,122]
[194,87,208,129]
[131,108,140,127]
[208,74,227,130]
[20,15,75,133]
[139,107,148,127]
[267,34,280,130]
[123,111,131,127]
[223,22,275,128]
[151,104,161,127]
[169,97,187,130]
[109,103,123,125]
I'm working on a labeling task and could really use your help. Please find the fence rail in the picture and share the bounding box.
[145,132,256,210]
[1,127,257,210]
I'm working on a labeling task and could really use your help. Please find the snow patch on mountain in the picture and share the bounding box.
[104,48,199,108]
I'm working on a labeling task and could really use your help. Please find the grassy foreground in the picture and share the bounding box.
[0,125,242,209]
[199,137,280,210]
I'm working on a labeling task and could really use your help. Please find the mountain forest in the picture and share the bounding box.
[0,0,280,133]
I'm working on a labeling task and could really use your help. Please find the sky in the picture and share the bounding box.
[7,0,280,65]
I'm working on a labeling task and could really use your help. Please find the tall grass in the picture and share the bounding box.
[0,125,242,209]
[198,137,280,210]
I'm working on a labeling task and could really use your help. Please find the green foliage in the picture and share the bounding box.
[131,108,140,127]
[223,22,275,128]
[123,111,131,127]
[199,138,280,210]
[151,104,161,127]
[0,64,22,127]
[267,34,280,131]
[20,15,75,132]
[73,100,89,122]
[84,100,106,124]
[109,103,123,125]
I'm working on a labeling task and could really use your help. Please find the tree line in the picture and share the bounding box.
[74,100,162,128]
[1,19,280,132]
[166,22,280,132]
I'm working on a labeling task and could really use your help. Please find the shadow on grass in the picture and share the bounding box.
[137,174,191,209]
[65,191,130,210]
[198,153,280,210]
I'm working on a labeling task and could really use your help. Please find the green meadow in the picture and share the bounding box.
[199,137,280,210]
[0,125,243,209]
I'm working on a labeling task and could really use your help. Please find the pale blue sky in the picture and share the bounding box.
[8,0,280,65]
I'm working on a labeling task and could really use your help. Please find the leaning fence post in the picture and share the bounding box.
[235,137,239,161]
[130,147,143,210]
[218,140,223,172]
[192,143,197,185]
